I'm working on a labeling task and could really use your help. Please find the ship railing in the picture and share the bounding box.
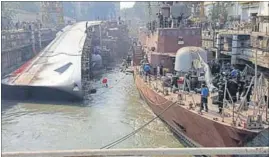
[2,147,269,157]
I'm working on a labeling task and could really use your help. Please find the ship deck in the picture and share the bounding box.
[134,69,269,133]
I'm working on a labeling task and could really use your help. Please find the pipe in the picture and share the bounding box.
[222,80,227,122]
[265,81,269,122]
[2,147,269,157]
[254,46,258,102]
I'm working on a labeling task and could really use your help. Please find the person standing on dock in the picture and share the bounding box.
[200,84,209,112]
[218,83,225,114]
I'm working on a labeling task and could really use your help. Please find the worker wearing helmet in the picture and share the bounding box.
[200,83,209,112]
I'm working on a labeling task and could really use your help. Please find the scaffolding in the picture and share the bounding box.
[81,26,93,100]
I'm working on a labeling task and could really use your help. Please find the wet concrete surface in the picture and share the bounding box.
[2,67,183,152]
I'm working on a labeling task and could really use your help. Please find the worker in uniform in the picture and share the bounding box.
[200,83,209,112]
[227,79,238,102]
[231,68,238,78]
[159,64,164,76]
[143,63,151,81]
[218,83,225,114]
[171,75,179,92]
[184,73,191,92]
[242,80,253,106]
[126,55,132,67]
[237,79,245,101]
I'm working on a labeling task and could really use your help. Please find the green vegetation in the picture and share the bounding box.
[1,2,20,20]
[119,2,160,38]
[120,2,159,22]
[19,2,40,13]
[208,2,230,23]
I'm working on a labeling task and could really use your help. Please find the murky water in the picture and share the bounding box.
[2,68,183,152]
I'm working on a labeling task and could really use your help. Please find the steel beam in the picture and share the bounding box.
[2,147,269,157]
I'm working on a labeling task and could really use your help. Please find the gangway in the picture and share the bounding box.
[2,147,269,157]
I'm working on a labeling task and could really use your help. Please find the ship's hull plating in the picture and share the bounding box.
[134,72,258,147]
[1,21,102,101]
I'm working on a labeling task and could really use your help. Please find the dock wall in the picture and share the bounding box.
[1,28,57,76]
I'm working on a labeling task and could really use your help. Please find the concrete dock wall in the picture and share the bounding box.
[1,28,57,76]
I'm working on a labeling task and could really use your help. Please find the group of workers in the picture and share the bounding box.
[2,19,43,31]
[137,58,267,115]
[139,61,166,81]
[210,62,257,114]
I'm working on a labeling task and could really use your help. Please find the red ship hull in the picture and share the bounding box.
[134,71,258,147]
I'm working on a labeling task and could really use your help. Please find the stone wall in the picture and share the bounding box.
[1,28,57,76]
[102,22,131,60]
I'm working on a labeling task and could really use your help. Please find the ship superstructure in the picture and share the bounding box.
[132,1,269,148]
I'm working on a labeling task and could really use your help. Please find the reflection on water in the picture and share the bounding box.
[2,68,183,152]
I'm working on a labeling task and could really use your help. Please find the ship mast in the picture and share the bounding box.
[254,42,258,103]
[147,1,153,33]
[147,2,152,22]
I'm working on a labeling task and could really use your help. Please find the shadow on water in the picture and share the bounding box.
[1,84,82,101]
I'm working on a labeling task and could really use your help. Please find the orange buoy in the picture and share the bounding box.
[102,78,108,84]
[102,78,108,87]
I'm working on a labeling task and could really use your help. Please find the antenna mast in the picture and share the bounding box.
[147,2,152,22]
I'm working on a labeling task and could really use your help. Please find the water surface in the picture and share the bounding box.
[2,68,183,152]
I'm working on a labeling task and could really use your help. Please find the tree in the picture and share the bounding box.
[208,2,230,24]
[19,2,40,13]
[1,2,20,21]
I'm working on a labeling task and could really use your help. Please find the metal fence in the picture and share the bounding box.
[2,147,269,157]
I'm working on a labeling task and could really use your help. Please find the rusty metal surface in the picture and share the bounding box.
[133,71,261,147]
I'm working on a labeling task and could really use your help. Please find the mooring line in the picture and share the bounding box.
[100,101,177,149]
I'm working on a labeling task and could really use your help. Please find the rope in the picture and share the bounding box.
[100,101,177,149]
[38,51,82,57]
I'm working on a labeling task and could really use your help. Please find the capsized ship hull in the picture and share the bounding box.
[1,21,101,101]
[133,71,259,147]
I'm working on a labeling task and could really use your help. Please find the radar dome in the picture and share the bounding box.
[174,47,207,72]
